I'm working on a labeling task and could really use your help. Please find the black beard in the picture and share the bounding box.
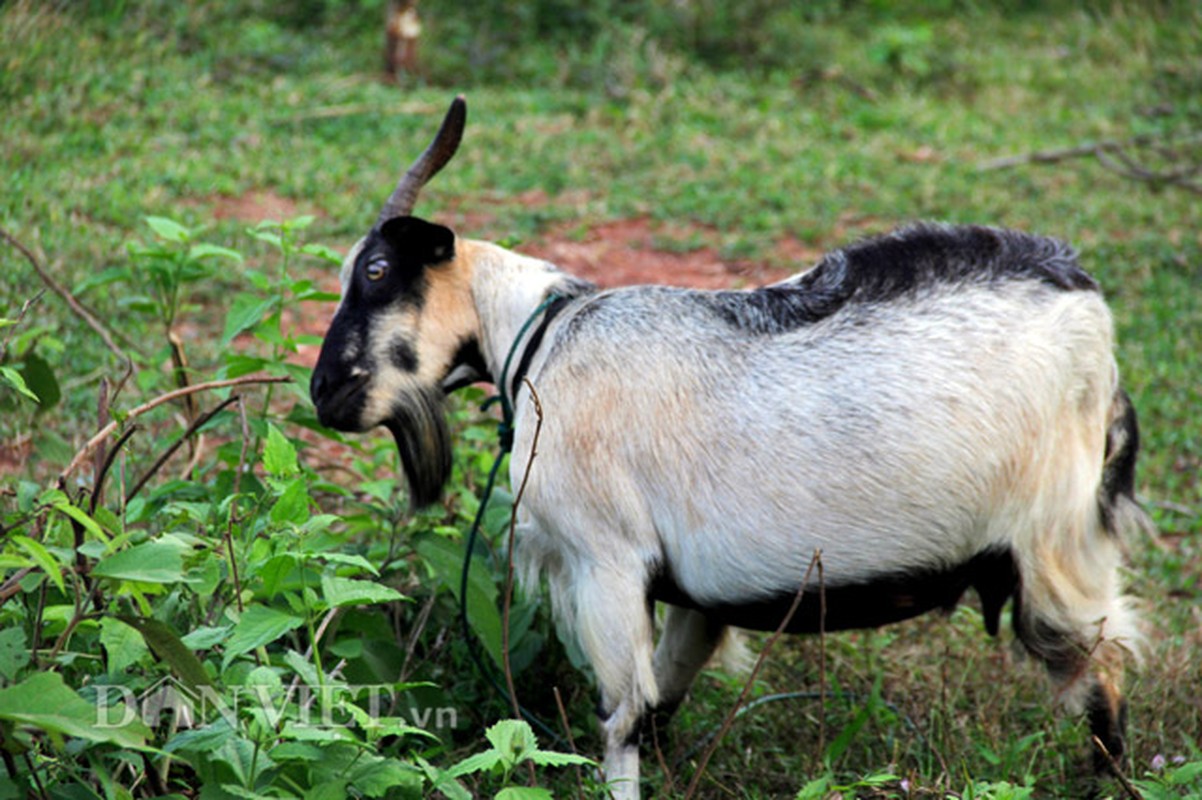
[383,386,452,509]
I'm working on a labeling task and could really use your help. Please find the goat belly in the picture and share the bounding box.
[648,548,1017,634]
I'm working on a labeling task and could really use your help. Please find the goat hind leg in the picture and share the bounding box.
[1014,577,1136,775]
[647,605,726,742]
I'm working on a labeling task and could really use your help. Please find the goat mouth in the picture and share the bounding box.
[315,373,371,431]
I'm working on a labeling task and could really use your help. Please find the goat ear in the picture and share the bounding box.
[379,216,456,266]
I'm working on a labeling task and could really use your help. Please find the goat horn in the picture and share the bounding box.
[376,95,467,227]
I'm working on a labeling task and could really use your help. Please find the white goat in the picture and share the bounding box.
[310,97,1147,799]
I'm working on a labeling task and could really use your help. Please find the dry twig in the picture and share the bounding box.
[502,378,546,785]
[59,373,291,482]
[683,549,824,800]
[1092,735,1144,800]
[979,131,1202,195]
[0,227,132,366]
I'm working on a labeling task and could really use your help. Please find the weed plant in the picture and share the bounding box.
[1,1,1200,798]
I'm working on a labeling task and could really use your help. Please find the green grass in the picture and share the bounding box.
[1,1,1200,798]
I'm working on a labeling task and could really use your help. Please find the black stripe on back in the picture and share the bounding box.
[706,224,1098,335]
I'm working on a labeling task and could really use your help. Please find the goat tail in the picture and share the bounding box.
[1099,387,1154,542]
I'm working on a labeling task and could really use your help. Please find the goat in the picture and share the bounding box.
[310,97,1148,799]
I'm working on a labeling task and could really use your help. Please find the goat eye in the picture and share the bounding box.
[364,259,388,281]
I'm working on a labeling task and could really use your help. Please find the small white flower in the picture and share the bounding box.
[1151,754,1167,771]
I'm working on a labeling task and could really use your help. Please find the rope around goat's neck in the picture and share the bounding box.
[459,292,568,747]
[486,292,564,452]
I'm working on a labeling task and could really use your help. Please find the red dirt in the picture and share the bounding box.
[211,190,312,223]
[521,217,811,290]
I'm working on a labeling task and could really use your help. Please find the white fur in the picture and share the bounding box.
[331,230,1142,799]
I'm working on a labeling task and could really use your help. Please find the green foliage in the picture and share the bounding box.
[431,719,592,798]
[1,1,1199,797]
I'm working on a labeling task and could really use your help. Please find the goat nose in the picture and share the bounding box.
[310,370,328,405]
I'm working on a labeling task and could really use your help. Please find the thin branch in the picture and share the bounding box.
[125,395,241,503]
[59,374,291,482]
[0,568,34,605]
[979,130,1202,195]
[90,424,137,517]
[1092,736,1144,800]
[502,378,545,785]
[0,227,131,367]
[553,686,587,799]
[979,131,1202,170]
[682,549,823,800]
[0,290,45,361]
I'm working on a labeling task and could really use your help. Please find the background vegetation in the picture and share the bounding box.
[1,0,1199,797]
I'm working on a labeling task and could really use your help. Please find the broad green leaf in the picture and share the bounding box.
[42,491,105,540]
[270,742,324,762]
[263,424,299,478]
[121,616,214,690]
[10,535,65,593]
[222,294,277,346]
[21,351,60,410]
[283,214,316,230]
[343,704,437,742]
[299,242,343,264]
[0,671,150,749]
[446,749,504,778]
[269,478,310,526]
[93,539,187,583]
[0,627,30,680]
[99,617,149,673]
[189,242,244,263]
[415,535,503,668]
[0,365,39,403]
[180,625,232,650]
[485,719,537,767]
[145,215,190,243]
[528,750,594,767]
[281,648,321,687]
[223,605,304,668]
[1169,761,1202,785]
[320,574,406,609]
[417,756,472,800]
[224,353,272,377]
[347,754,423,798]
[496,788,553,800]
[248,229,283,249]
[163,717,236,754]
[316,551,379,576]
[306,780,348,800]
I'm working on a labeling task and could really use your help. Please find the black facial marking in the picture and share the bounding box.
[649,548,1018,634]
[391,339,419,373]
[310,215,457,432]
[704,224,1098,335]
[443,336,491,391]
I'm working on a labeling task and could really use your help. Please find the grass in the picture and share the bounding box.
[1,1,1200,798]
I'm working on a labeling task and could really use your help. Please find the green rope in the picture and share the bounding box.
[488,292,564,452]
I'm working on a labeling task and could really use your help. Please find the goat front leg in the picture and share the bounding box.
[572,566,658,800]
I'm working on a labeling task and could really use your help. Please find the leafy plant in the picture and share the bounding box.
[430,719,593,800]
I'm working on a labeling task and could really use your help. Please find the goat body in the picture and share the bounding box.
[310,99,1146,800]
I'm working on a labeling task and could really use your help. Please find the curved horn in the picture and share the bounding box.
[376,95,467,227]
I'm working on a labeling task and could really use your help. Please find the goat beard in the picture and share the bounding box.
[383,386,452,509]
